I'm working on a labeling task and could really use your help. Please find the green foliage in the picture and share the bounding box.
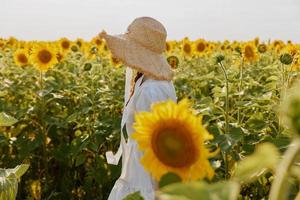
[0,47,300,199]
[156,180,240,200]
[0,164,29,200]
[123,191,144,200]
[159,172,182,188]
[233,143,279,183]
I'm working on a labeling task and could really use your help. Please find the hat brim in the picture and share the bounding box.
[102,33,174,81]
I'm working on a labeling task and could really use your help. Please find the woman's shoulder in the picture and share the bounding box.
[135,77,176,98]
[141,76,173,88]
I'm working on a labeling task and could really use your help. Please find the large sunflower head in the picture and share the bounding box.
[243,42,259,62]
[14,49,30,67]
[30,43,58,71]
[131,99,216,182]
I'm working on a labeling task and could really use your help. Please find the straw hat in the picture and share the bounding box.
[99,17,174,81]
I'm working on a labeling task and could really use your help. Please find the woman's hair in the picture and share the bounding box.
[134,71,144,83]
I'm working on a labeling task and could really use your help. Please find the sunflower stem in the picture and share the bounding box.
[269,138,300,200]
[237,58,244,124]
[218,61,230,179]
[39,70,48,183]
[279,63,287,134]
[219,61,229,135]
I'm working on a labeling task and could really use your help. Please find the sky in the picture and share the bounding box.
[0,0,300,42]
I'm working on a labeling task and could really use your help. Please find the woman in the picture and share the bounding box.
[99,16,177,200]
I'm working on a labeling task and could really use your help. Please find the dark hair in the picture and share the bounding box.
[134,71,144,83]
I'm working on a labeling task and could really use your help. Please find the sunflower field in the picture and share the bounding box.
[1,36,300,200]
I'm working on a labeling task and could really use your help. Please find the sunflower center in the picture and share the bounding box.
[197,43,206,52]
[95,39,102,46]
[152,125,197,168]
[62,41,70,49]
[259,44,267,53]
[245,46,254,58]
[183,44,191,54]
[76,41,82,47]
[56,53,63,61]
[18,54,28,64]
[38,50,52,64]
[167,56,179,69]
[112,56,120,64]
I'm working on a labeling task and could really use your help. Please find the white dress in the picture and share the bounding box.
[106,74,177,200]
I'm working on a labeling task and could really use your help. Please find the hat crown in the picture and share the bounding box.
[127,17,167,54]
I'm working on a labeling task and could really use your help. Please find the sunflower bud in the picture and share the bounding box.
[280,53,293,65]
[281,80,300,136]
[84,63,92,71]
[71,45,78,52]
[167,55,179,69]
[258,44,267,53]
[234,47,242,55]
[91,47,98,54]
[215,54,225,64]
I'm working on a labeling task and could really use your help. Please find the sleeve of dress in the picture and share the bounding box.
[135,83,174,112]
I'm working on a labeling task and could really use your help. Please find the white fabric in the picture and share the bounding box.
[106,73,177,200]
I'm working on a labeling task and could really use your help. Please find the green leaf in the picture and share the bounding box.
[157,180,240,200]
[233,143,279,183]
[246,118,267,131]
[75,153,86,167]
[123,191,144,200]
[0,164,29,200]
[159,172,182,188]
[229,125,244,142]
[11,164,29,179]
[0,112,18,127]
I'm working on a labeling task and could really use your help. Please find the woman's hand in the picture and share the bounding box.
[98,30,107,39]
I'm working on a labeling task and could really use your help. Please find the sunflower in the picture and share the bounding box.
[292,54,300,71]
[56,51,65,62]
[181,37,193,57]
[257,44,268,53]
[285,44,299,56]
[166,41,176,54]
[30,44,58,71]
[167,55,179,69]
[6,37,17,47]
[13,49,29,67]
[75,38,84,47]
[0,39,5,49]
[91,36,104,47]
[193,39,207,56]
[82,43,100,59]
[131,99,216,182]
[272,40,285,53]
[58,37,72,53]
[242,42,259,62]
[109,54,122,68]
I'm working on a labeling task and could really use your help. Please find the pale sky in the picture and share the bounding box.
[1,0,300,42]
